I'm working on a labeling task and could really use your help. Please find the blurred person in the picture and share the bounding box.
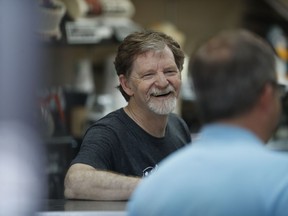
[64,30,191,201]
[0,1,45,216]
[128,29,288,216]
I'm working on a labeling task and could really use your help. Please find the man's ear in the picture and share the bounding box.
[257,83,275,112]
[119,74,134,96]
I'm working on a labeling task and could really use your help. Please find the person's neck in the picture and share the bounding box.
[219,113,271,144]
[124,104,168,138]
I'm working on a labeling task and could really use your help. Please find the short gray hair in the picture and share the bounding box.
[189,29,276,123]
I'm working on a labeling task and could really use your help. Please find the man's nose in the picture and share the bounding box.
[155,72,169,87]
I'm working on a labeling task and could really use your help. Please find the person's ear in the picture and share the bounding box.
[258,83,275,111]
[119,74,134,96]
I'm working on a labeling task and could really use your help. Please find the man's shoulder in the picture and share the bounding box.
[93,108,126,124]
[86,108,128,132]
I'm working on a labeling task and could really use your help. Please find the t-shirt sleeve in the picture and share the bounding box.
[71,124,118,170]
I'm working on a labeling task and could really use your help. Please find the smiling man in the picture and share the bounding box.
[64,31,191,201]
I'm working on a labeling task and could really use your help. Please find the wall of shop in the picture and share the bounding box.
[44,0,245,86]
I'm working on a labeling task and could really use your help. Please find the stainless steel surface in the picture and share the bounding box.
[37,199,127,216]
[37,212,126,216]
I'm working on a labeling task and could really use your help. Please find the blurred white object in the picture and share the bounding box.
[38,0,66,39]
[103,54,127,109]
[74,59,95,93]
[60,0,135,20]
[267,25,288,87]
[65,21,113,44]
[59,0,102,20]
[99,0,135,18]
[86,94,115,121]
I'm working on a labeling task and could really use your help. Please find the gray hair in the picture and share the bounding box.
[189,29,276,123]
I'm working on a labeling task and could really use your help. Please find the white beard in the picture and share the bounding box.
[148,96,177,115]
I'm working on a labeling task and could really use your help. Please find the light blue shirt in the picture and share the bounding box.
[128,124,288,216]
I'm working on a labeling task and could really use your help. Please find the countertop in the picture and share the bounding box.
[37,199,127,216]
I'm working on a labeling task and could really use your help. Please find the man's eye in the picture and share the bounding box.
[165,70,177,75]
[143,73,154,79]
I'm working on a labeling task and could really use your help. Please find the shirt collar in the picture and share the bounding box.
[196,123,264,147]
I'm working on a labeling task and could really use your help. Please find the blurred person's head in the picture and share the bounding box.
[114,30,185,102]
[189,29,281,141]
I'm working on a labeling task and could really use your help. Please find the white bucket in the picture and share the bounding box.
[38,0,66,39]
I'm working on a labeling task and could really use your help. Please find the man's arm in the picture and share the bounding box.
[64,163,141,201]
